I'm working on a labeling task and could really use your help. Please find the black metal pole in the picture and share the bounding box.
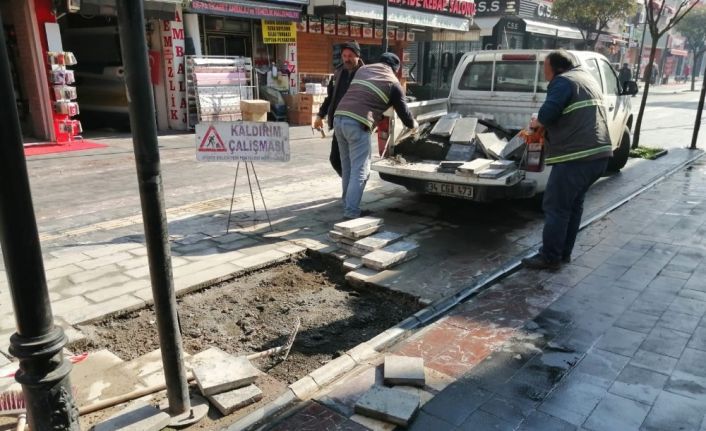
[382,0,389,52]
[115,0,190,415]
[0,11,79,431]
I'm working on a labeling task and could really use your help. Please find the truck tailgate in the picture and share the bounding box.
[372,159,524,186]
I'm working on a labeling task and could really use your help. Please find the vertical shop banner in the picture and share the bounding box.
[162,10,187,130]
[262,20,297,44]
[286,43,298,95]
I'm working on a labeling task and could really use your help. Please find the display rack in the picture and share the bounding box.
[186,55,258,129]
[48,51,82,143]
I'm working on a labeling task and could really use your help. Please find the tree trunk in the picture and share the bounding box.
[691,73,706,149]
[632,42,659,149]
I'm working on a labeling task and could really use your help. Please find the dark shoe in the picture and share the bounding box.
[360,210,374,217]
[522,255,561,270]
[562,255,571,264]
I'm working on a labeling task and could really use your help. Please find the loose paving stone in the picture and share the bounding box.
[345,267,380,288]
[93,401,170,431]
[384,355,425,387]
[583,393,650,431]
[337,243,368,257]
[354,231,403,253]
[363,241,419,271]
[355,385,420,427]
[208,384,263,415]
[334,217,384,235]
[609,364,668,405]
[329,230,357,245]
[191,348,260,396]
[343,257,364,271]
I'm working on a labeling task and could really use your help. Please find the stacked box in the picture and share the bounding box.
[241,100,270,122]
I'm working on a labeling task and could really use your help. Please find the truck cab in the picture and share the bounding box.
[372,50,637,201]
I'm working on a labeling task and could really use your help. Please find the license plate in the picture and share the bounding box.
[425,182,474,199]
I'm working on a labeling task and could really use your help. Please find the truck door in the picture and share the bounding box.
[598,59,624,147]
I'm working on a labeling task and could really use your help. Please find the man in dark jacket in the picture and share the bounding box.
[522,50,611,270]
[313,41,364,177]
[333,52,418,219]
[618,63,632,89]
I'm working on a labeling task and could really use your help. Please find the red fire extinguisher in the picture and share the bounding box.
[522,126,545,172]
[377,117,390,156]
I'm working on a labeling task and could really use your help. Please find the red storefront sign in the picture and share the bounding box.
[388,0,476,17]
[190,0,301,21]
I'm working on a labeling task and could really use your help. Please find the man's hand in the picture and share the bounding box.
[409,119,420,135]
[313,116,324,130]
[529,117,541,130]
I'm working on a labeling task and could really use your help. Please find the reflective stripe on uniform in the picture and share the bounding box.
[351,79,389,104]
[545,145,612,164]
[562,99,602,115]
[335,111,373,129]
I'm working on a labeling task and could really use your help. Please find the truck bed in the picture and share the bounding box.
[373,159,524,186]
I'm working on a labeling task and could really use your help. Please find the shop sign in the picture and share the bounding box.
[261,20,297,43]
[474,0,516,16]
[162,10,187,130]
[535,1,553,18]
[505,20,522,31]
[196,122,290,162]
[388,0,476,18]
[190,0,300,21]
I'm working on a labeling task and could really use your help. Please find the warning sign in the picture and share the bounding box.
[196,121,290,162]
[261,20,297,44]
[198,125,227,152]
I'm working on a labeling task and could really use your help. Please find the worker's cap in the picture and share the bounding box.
[341,41,361,57]
[379,52,401,73]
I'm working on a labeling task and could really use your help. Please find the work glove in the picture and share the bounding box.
[313,115,324,130]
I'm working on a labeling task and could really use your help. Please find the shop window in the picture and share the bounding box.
[494,61,543,93]
[205,17,224,31]
[458,61,493,91]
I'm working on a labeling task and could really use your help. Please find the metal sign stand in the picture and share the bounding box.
[226,161,274,233]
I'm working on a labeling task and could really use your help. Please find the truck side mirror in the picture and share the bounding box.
[621,81,638,96]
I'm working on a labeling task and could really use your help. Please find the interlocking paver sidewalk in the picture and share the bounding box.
[262,158,706,430]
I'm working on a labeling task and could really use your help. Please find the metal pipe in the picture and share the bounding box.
[382,0,389,52]
[115,0,190,415]
[0,11,79,431]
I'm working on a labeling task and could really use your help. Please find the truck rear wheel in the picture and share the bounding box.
[607,126,631,172]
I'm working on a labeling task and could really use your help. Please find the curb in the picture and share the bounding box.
[228,150,706,431]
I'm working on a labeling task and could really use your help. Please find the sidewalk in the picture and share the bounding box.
[261,158,706,430]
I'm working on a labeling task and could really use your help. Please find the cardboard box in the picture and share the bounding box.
[242,111,268,122]
[241,100,270,114]
[299,103,321,115]
[287,110,315,126]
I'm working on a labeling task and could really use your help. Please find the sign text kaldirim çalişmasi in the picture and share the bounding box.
[196,121,290,162]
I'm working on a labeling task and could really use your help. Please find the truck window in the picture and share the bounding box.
[458,61,493,91]
[584,59,603,92]
[494,61,543,93]
[599,60,620,95]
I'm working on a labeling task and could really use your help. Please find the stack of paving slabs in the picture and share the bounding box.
[361,239,419,271]
[330,217,384,257]
[354,355,426,426]
[476,132,511,159]
[191,347,263,415]
[430,112,461,137]
[456,158,493,177]
[478,160,516,179]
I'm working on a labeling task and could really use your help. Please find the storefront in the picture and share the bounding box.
[473,0,583,51]
[303,0,478,100]
[187,0,306,95]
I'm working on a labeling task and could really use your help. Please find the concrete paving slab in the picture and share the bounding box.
[363,241,419,271]
[343,257,364,272]
[93,400,170,431]
[383,355,425,387]
[191,347,260,396]
[208,383,263,415]
[354,232,403,253]
[354,385,420,427]
[334,217,384,235]
[345,267,380,288]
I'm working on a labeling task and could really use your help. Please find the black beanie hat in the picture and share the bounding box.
[379,52,401,73]
[341,41,361,57]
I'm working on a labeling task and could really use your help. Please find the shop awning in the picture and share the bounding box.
[77,0,182,19]
[471,17,501,37]
[669,49,688,57]
[523,19,583,40]
[345,0,470,32]
[188,0,303,21]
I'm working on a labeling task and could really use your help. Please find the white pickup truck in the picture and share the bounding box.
[373,49,638,201]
